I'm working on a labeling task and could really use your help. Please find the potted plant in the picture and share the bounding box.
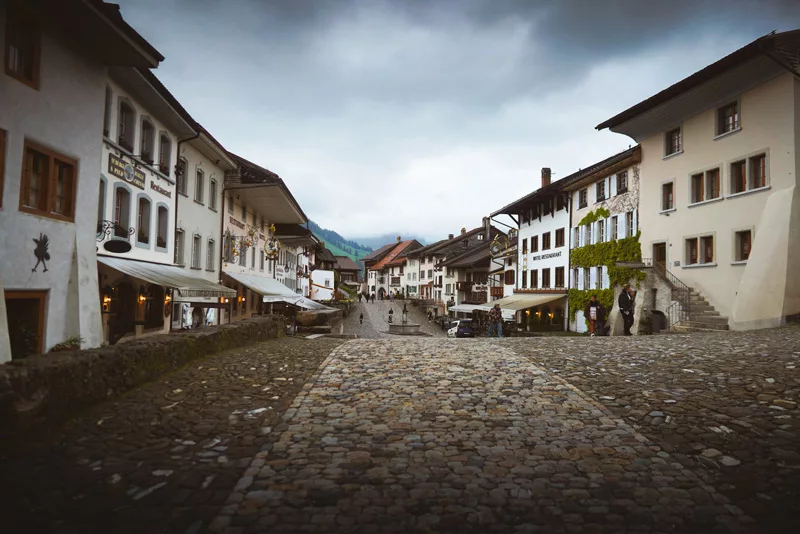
[49,336,84,353]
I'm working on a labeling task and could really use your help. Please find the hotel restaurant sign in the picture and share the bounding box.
[108,153,145,190]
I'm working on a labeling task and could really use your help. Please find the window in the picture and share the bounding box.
[572,227,580,248]
[583,268,590,290]
[427,269,432,278]
[616,171,628,194]
[665,127,682,156]
[195,169,204,203]
[239,245,247,267]
[158,134,171,175]
[103,87,112,137]
[572,268,579,289]
[626,211,635,238]
[596,180,606,202]
[118,101,135,152]
[691,168,721,204]
[504,270,515,285]
[157,206,168,249]
[251,245,256,268]
[531,235,539,252]
[260,218,265,232]
[555,228,564,248]
[578,189,588,209]
[735,230,752,262]
[191,235,201,268]
[4,4,40,89]
[610,216,618,241]
[209,179,218,210]
[530,269,538,289]
[137,197,151,245]
[521,269,527,289]
[686,235,714,265]
[728,159,746,194]
[522,238,527,254]
[242,204,247,222]
[541,268,550,289]
[0,129,5,208]
[597,220,605,244]
[228,194,234,215]
[717,101,739,135]
[207,239,215,271]
[750,154,766,190]
[662,182,674,211]
[97,179,106,226]
[260,250,265,271]
[140,119,155,164]
[175,230,185,265]
[176,157,187,195]
[555,267,564,288]
[584,224,592,245]
[20,142,78,221]
[542,232,551,250]
[113,186,131,237]
[707,168,720,200]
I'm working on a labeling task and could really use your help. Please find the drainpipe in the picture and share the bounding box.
[171,131,200,331]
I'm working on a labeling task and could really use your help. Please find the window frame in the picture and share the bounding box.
[596,219,605,244]
[207,239,216,271]
[554,266,564,288]
[139,117,155,164]
[530,269,538,289]
[595,180,606,202]
[191,234,202,269]
[541,232,551,250]
[531,235,539,253]
[555,228,565,248]
[616,171,628,194]
[689,166,722,206]
[176,157,188,196]
[540,268,549,289]
[661,180,675,212]
[112,183,132,238]
[158,132,171,176]
[117,98,136,153]
[715,100,741,138]
[4,4,41,90]
[156,203,169,251]
[683,232,716,268]
[209,178,218,211]
[135,194,152,248]
[578,188,588,209]
[583,267,590,291]
[595,266,603,290]
[610,216,618,241]
[732,227,754,264]
[19,140,79,222]
[664,126,683,157]
[194,168,204,204]
[626,211,635,238]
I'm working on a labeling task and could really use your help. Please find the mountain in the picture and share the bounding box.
[349,233,427,250]
[308,221,373,263]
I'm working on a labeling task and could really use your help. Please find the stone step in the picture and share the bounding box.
[689,296,709,303]
[680,320,730,330]
[688,315,728,325]
[672,325,728,333]
[690,304,716,313]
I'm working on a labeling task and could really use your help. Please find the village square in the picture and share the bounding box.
[1,0,800,533]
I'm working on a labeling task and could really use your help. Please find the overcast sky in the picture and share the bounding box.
[119,0,799,243]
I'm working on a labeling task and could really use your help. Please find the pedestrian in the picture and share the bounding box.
[596,301,608,336]
[358,293,362,303]
[402,303,408,324]
[618,284,635,335]
[488,303,503,338]
[359,312,363,325]
[584,295,599,336]
[371,293,375,303]
[388,308,394,323]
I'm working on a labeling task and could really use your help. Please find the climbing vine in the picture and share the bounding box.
[576,207,610,227]
[568,288,614,321]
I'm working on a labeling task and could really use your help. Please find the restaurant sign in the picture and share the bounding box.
[531,250,562,262]
[108,153,145,189]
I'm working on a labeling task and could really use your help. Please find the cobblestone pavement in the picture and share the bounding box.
[215,339,750,533]
[344,299,447,339]
[0,337,344,534]
[508,325,800,534]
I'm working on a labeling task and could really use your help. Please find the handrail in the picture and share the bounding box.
[616,257,692,329]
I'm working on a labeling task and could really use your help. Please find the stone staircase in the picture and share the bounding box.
[671,290,730,333]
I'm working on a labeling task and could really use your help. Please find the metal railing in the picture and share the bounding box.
[620,257,691,329]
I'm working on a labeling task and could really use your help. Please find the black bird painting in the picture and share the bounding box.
[32,233,50,272]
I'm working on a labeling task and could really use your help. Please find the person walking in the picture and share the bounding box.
[371,293,376,304]
[359,312,363,325]
[618,284,635,335]
[358,293,362,304]
[388,308,394,324]
[585,295,599,336]
[488,304,503,338]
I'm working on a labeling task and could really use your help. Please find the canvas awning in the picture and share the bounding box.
[98,256,236,298]
[224,271,297,297]
[261,295,334,311]
[476,293,564,313]
[450,303,515,320]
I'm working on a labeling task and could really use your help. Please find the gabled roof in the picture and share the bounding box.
[361,242,397,263]
[371,240,421,271]
[226,153,308,223]
[334,256,360,271]
[316,247,337,263]
[408,226,493,258]
[89,1,164,65]
[491,146,640,216]
[385,240,423,266]
[596,30,800,131]
[439,242,493,269]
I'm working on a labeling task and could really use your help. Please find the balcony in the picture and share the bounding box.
[462,292,487,305]
[490,287,504,297]
[390,277,401,287]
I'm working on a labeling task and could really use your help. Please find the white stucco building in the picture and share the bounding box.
[0,0,163,361]
[596,30,800,331]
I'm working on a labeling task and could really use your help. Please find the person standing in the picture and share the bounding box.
[584,295,599,336]
[618,284,635,335]
[359,312,364,325]
[488,304,503,338]
[358,293,362,304]
[388,308,394,324]
[596,301,608,336]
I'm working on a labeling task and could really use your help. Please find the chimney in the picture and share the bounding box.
[396,235,401,242]
[461,227,467,235]
[448,233,454,240]
[482,216,491,237]
[541,167,551,187]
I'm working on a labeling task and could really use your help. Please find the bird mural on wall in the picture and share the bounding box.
[32,233,50,272]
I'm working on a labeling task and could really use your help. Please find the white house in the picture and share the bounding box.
[309,269,335,301]
[0,0,163,360]
[564,147,641,333]
[490,169,571,331]
[596,30,800,331]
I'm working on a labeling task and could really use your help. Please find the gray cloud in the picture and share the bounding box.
[118,0,799,241]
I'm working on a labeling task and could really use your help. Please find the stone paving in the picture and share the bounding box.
[214,339,750,533]
[344,299,447,339]
[0,337,344,534]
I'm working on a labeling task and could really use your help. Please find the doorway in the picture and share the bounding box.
[653,242,667,272]
[4,291,47,358]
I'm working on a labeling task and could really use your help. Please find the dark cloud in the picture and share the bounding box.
[118,0,799,240]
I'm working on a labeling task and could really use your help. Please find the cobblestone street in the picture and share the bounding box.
[342,299,448,339]
[2,327,800,533]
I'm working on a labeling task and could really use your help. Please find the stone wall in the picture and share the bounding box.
[0,316,282,441]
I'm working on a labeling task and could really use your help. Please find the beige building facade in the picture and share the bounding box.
[597,30,800,330]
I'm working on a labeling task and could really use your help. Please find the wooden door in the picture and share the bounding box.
[653,243,667,271]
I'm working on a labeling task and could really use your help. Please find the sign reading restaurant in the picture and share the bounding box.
[531,251,562,262]
[108,153,145,189]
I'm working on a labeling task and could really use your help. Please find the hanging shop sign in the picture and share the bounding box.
[108,153,145,189]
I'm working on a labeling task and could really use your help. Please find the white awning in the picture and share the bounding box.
[450,303,515,320]
[98,256,236,298]
[262,295,335,311]
[477,293,565,313]
[224,271,297,297]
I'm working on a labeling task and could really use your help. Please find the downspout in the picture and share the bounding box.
[170,131,200,332]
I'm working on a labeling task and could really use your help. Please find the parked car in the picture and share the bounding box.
[448,319,474,338]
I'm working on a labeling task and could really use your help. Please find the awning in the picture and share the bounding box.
[98,256,236,298]
[476,293,565,312]
[262,295,335,311]
[224,271,297,297]
[450,303,515,320]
